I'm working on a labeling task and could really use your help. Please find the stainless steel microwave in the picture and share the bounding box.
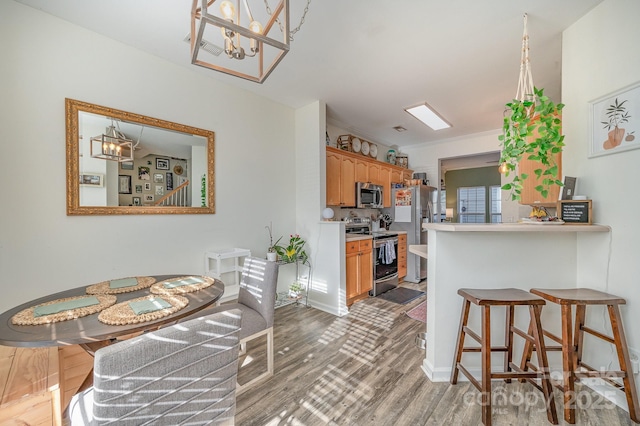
[356,182,383,208]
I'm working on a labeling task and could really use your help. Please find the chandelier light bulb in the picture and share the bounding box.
[249,20,263,35]
[219,1,235,20]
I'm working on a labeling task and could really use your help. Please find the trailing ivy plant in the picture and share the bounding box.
[498,87,565,201]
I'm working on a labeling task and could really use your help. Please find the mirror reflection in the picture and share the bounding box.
[66,99,215,215]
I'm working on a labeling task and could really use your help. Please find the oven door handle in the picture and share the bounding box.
[374,237,399,248]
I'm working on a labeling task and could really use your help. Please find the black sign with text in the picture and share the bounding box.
[558,200,592,224]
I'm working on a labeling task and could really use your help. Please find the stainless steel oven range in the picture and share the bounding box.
[371,232,399,296]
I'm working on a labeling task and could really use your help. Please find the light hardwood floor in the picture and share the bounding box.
[235,283,634,426]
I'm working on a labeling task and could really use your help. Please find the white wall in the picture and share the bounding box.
[562,0,640,399]
[0,2,297,314]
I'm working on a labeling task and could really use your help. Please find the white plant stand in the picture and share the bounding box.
[204,248,251,302]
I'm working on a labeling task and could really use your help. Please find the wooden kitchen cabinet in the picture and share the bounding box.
[326,147,412,209]
[326,150,342,206]
[380,166,391,207]
[355,159,369,182]
[398,234,407,280]
[390,169,402,185]
[346,238,373,307]
[368,162,381,185]
[326,149,356,207]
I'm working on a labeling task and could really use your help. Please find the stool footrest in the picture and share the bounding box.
[462,346,508,353]
[511,326,535,344]
[542,329,564,345]
[581,325,615,344]
[455,363,481,391]
[462,326,481,344]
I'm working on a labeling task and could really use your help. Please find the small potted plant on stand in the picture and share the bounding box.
[265,222,282,262]
[288,281,304,299]
[275,234,310,299]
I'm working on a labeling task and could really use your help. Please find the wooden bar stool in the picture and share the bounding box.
[521,288,639,424]
[450,288,558,426]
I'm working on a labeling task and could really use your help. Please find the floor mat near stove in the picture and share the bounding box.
[376,287,425,304]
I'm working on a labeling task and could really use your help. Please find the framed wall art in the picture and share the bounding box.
[121,161,134,170]
[166,172,173,191]
[156,157,170,170]
[138,166,150,180]
[153,173,164,183]
[133,197,141,206]
[118,175,132,194]
[79,174,104,187]
[589,80,639,158]
[144,183,151,191]
[144,194,154,202]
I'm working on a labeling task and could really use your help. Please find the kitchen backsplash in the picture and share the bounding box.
[328,207,381,222]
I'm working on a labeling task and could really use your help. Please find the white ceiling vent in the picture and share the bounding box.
[183,34,223,57]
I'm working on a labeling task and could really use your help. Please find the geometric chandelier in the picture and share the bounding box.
[190,0,310,84]
[90,121,134,162]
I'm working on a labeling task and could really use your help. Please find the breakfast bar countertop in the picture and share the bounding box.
[423,222,610,232]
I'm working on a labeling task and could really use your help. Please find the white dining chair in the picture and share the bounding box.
[68,309,242,425]
[182,256,279,392]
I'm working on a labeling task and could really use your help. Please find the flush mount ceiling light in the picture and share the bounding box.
[404,103,451,131]
[393,126,407,132]
[90,121,134,162]
[190,0,310,83]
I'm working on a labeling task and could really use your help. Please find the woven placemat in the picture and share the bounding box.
[98,295,188,326]
[11,295,117,325]
[86,276,157,295]
[150,275,215,296]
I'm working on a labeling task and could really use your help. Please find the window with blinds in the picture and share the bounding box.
[458,186,485,223]
[457,185,502,223]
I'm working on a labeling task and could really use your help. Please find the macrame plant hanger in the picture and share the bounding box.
[515,13,535,103]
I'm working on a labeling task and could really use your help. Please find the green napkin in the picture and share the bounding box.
[109,277,139,289]
[129,297,172,315]
[163,276,205,289]
[33,296,100,317]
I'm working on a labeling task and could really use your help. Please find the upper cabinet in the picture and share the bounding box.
[326,147,412,208]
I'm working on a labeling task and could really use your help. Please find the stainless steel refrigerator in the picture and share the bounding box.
[384,185,437,283]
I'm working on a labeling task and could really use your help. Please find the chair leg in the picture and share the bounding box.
[451,299,471,384]
[267,327,274,376]
[608,304,640,423]
[236,328,275,394]
[519,319,534,383]
[530,305,559,425]
[504,305,515,383]
[481,305,492,426]
[561,304,576,424]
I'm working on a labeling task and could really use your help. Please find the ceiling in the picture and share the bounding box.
[15,0,603,149]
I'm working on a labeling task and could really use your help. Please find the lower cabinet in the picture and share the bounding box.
[346,239,373,307]
[398,234,407,280]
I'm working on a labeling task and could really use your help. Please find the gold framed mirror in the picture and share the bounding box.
[66,99,215,215]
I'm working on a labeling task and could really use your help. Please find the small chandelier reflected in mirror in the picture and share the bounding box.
[90,121,134,162]
[190,0,310,83]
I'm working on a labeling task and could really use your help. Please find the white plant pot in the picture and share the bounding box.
[267,252,277,261]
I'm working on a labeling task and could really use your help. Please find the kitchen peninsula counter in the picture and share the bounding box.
[420,221,611,383]
[423,222,610,233]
